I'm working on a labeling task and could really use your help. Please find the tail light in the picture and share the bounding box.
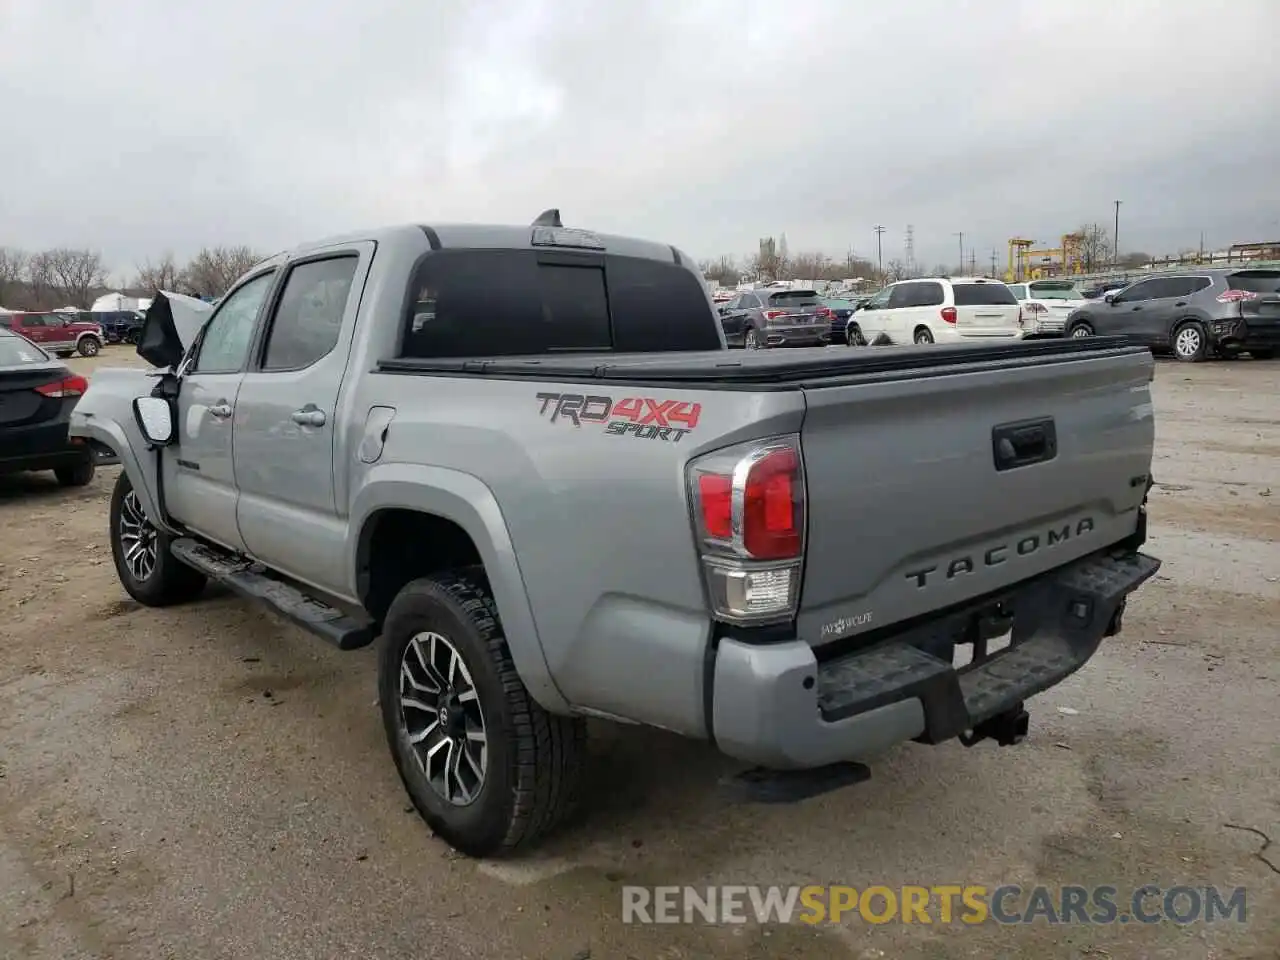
[1217,290,1258,303]
[941,307,957,324]
[688,436,805,624]
[1025,302,1048,314]
[763,309,786,321]
[35,374,89,398]
[815,307,833,319]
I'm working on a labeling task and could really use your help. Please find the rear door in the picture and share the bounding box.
[234,245,371,592]
[765,290,825,327]
[1114,277,1188,347]
[17,315,48,345]
[952,280,1021,337]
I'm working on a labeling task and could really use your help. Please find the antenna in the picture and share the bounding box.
[532,209,562,227]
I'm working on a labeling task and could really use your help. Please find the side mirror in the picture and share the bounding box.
[1104,293,1117,304]
[133,396,175,446]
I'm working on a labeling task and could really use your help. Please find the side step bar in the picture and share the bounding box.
[170,538,376,650]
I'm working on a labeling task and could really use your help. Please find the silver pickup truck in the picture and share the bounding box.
[71,215,1161,858]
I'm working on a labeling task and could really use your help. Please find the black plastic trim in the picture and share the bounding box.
[419,226,442,251]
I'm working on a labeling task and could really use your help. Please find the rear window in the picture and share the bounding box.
[1027,281,1080,301]
[767,290,821,306]
[1227,270,1280,294]
[952,282,1018,306]
[400,249,721,358]
[0,332,49,364]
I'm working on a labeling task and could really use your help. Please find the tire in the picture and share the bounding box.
[55,351,73,359]
[109,472,207,606]
[1069,322,1093,338]
[846,323,866,347]
[77,336,101,357]
[54,458,95,487]
[379,572,587,858]
[1250,348,1275,360]
[743,327,762,350]
[1172,321,1208,362]
[914,326,934,345]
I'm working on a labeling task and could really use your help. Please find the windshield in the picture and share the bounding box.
[0,331,50,365]
[1008,285,1027,299]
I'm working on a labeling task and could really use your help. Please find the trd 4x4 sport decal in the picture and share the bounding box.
[535,392,702,443]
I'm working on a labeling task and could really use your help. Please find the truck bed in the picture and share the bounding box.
[376,335,1142,387]
[378,336,1155,654]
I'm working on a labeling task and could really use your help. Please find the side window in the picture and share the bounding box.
[191,272,275,374]
[1116,280,1155,302]
[742,294,759,309]
[917,282,945,307]
[887,284,913,309]
[863,288,891,309]
[608,257,721,352]
[1188,277,1212,294]
[261,257,358,371]
[1144,278,1192,299]
[23,315,46,328]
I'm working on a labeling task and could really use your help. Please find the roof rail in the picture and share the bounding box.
[532,208,563,227]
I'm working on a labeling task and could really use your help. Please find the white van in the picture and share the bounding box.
[848,277,1023,346]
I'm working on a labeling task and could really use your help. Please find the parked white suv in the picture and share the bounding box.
[1007,279,1087,338]
[847,277,1023,346]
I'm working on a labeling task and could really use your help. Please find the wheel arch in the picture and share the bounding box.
[349,463,569,714]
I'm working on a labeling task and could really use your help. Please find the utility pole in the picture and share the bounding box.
[873,225,885,276]
[990,249,998,278]
[953,232,964,273]
[905,224,915,276]
[1113,200,1122,265]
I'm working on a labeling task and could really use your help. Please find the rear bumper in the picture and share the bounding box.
[1210,318,1280,351]
[0,418,91,476]
[765,323,830,348]
[710,545,1160,769]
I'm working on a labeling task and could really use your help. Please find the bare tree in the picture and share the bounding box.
[182,245,262,299]
[698,255,741,286]
[0,247,27,305]
[134,253,185,293]
[1075,223,1112,272]
[25,251,58,308]
[885,258,909,281]
[40,248,107,308]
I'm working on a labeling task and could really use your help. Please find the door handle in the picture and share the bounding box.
[209,401,233,419]
[1174,301,1187,307]
[291,405,327,427]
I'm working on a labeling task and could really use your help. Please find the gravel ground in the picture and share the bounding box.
[1,347,1277,960]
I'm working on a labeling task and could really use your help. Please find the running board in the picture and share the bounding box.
[170,538,376,650]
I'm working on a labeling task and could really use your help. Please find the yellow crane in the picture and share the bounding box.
[1006,233,1087,282]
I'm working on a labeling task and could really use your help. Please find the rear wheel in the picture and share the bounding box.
[914,327,934,345]
[1172,321,1208,362]
[77,336,101,357]
[54,458,95,487]
[380,572,588,857]
[1069,322,1093,338]
[743,327,762,350]
[109,472,207,606]
[846,323,866,346]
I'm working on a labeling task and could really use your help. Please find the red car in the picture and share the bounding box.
[0,328,96,486]
[0,311,104,357]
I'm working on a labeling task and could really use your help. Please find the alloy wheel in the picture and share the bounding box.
[399,631,488,806]
[117,490,159,582]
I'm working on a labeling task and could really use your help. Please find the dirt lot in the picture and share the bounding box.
[2,346,1277,959]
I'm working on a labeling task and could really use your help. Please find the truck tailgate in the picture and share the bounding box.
[796,346,1154,647]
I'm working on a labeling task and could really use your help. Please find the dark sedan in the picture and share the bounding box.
[0,328,96,486]
[717,287,831,349]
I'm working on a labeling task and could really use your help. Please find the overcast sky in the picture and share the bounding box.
[3,0,1278,279]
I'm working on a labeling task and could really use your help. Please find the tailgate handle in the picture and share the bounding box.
[992,418,1057,471]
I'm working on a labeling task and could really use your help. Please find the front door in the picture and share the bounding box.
[233,244,371,594]
[163,270,277,552]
